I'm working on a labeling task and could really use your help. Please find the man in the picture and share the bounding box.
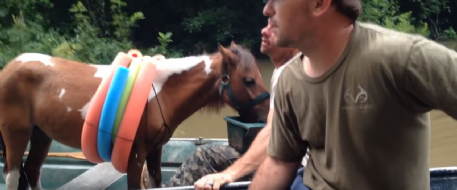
[158,21,302,189]
[250,0,457,190]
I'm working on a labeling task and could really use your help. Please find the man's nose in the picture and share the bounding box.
[261,28,267,36]
[263,1,274,17]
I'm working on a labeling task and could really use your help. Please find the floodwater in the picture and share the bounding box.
[173,59,457,168]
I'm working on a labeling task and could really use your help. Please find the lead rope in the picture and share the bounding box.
[135,84,171,164]
[152,84,169,134]
[135,84,171,188]
[149,84,171,144]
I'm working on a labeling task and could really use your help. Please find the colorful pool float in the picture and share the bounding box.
[111,52,143,143]
[97,65,130,161]
[81,50,159,173]
[111,55,158,173]
[81,52,132,163]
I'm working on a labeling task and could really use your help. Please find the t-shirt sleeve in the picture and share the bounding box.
[270,69,279,109]
[402,38,457,118]
[267,73,306,163]
[270,76,276,109]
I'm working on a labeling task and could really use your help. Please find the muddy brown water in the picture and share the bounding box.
[174,59,457,168]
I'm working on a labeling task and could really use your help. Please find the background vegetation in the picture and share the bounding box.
[0,0,456,67]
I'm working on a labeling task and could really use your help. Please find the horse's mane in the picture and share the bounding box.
[231,45,257,72]
[202,44,257,113]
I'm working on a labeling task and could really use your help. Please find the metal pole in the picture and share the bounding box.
[142,181,252,190]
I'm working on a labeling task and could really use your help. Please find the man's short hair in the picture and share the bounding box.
[332,0,362,21]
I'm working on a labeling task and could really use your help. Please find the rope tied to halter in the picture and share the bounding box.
[143,84,171,146]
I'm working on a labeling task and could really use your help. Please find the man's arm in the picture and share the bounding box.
[249,156,301,190]
[249,71,307,189]
[222,109,274,180]
[401,38,457,117]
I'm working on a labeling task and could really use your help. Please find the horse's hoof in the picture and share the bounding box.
[141,163,150,189]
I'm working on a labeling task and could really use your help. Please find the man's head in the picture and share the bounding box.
[263,0,362,48]
[260,20,299,62]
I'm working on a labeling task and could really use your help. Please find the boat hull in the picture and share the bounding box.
[0,138,456,190]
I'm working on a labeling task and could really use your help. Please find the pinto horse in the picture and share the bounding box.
[0,42,270,190]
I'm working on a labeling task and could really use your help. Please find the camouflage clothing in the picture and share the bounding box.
[161,144,254,187]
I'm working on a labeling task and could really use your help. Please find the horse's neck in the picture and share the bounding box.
[154,56,223,130]
[170,82,221,127]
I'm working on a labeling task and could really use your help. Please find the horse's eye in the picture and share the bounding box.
[243,78,256,87]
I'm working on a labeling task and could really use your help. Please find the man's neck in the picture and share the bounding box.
[270,49,300,69]
[301,19,355,78]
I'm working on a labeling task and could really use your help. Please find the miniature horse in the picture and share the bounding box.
[0,42,270,190]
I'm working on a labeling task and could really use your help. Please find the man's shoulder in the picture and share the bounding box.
[354,21,435,68]
[275,53,303,92]
[275,52,302,76]
[358,21,425,39]
[357,21,426,52]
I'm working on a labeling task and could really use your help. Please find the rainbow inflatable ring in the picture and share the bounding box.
[81,50,162,173]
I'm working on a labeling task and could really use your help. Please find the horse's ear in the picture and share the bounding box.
[218,43,237,64]
[230,40,237,48]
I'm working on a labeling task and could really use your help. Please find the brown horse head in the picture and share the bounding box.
[217,42,270,123]
[152,42,270,132]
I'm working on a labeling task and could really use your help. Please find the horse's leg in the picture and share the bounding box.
[23,126,52,190]
[1,131,8,182]
[0,124,32,190]
[127,144,147,190]
[145,147,162,188]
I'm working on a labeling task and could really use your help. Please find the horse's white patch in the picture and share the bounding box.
[67,106,72,112]
[148,55,212,102]
[6,169,20,190]
[59,88,66,100]
[203,56,212,75]
[16,53,54,67]
[90,64,111,78]
[78,97,92,119]
[86,55,212,104]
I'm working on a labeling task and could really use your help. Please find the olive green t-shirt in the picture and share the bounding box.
[268,21,457,190]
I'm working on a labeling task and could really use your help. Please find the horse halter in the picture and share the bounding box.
[218,60,270,113]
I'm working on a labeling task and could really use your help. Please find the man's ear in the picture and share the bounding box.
[312,0,332,17]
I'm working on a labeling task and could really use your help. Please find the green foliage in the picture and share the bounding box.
[0,0,53,27]
[0,0,181,68]
[182,7,235,42]
[110,0,145,40]
[383,12,430,36]
[64,1,135,64]
[0,0,456,68]
[360,0,430,36]
[443,28,457,40]
[146,32,183,58]
[0,11,66,67]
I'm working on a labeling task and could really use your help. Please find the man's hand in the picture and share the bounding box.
[194,172,234,190]
[194,109,274,190]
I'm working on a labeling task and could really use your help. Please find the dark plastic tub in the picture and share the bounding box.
[224,116,265,154]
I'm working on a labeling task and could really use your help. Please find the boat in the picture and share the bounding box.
[0,116,456,189]
[0,137,237,190]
